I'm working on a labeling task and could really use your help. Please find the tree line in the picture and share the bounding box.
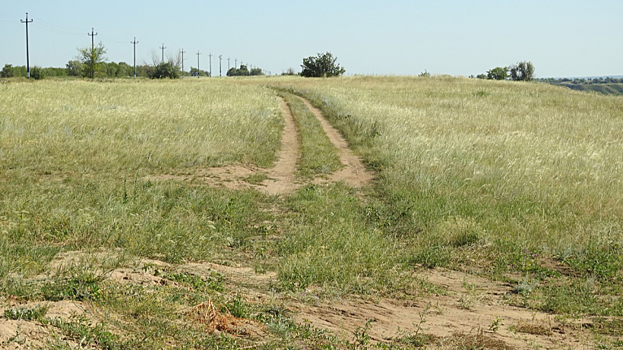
[1,61,178,80]
[473,61,536,81]
[1,42,267,80]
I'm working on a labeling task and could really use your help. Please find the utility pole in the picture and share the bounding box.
[131,37,139,79]
[159,43,166,63]
[196,51,201,78]
[208,53,212,77]
[88,28,98,79]
[21,13,33,79]
[227,57,231,71]
[88,28,97,52]
[235,58,238,68]
[180,48,186,73]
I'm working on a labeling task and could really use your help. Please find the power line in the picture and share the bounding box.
[20,13,33,79]
[131,37,139,78]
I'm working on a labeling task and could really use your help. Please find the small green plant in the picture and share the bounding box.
[399,303,434,347]
[41,273,103,301]
[49,316,122,349]
[162,271,224,292]
[4,305,49,321]
[225,295,249,318]
[489,316,503,332]
[243,173,268,185]
[352,319,374,349]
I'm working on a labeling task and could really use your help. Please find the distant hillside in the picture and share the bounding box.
[540,77,623,96]
[560,82,623,95]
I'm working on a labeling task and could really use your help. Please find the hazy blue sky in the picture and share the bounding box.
[1,0,621,77]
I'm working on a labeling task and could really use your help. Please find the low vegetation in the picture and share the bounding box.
[1,76,622,348]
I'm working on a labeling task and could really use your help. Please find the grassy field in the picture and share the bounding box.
[1,76,622,348]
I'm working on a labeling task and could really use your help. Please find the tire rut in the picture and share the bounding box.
[148,96,373,196]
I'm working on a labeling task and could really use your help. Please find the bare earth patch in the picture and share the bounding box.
[293,268,595,349]
[0,300,90,349]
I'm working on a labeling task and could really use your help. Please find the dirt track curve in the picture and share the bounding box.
[150,96,373,195]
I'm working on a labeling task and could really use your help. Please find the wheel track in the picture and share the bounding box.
[149,95,373,196]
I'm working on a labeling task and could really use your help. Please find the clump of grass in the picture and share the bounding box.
[242,173,269,185]
[161,270,224,292]
[4,305,49,321]
[511,316,553,336]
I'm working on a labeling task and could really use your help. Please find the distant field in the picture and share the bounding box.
[1,77,622,348]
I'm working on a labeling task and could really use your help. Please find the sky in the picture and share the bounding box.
[0,0,621,77]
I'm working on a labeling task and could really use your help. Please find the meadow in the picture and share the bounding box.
[0,76,622,348]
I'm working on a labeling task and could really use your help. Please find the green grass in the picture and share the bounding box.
[277,183,407,296]
[1,76,622,348]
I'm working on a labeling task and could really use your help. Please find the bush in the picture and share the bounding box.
[149,62,180,79]
[300,52,345,78]
[30,66,44,80]
[487,67,508,80]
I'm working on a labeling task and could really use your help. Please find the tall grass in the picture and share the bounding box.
[0,79,282,176]
[274,76,623,268]
[0,79,281,280]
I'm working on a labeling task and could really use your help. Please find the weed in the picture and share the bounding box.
[511,315,553,336]
[352,319,374,349]
[49,316,122,350]
[243,173,269,185]
[162,270,224,292]
[4,304,49,321]
[225,295,249,318]
[40,272,103,301]
[489,316,503,332]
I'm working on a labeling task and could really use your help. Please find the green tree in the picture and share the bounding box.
[148,62,180,79]
[1,64,14,78]
[509,61,535,81]
[78,42,107,79]
[226,65,250,77]
[66,60,83,76]
[487,66,508,80]
[189,67,209,77]
[116,62,133,77]
[300,52,345,78]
